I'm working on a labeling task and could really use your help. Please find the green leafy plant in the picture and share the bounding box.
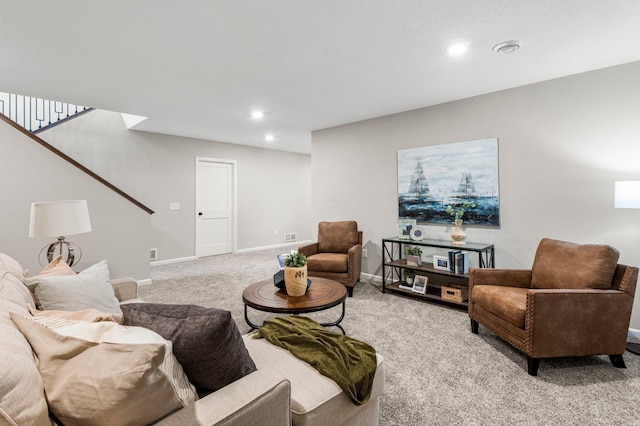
[284,252,306,267]
[406,246,422,256]
[445,201,477,221]
[403,270,416,279]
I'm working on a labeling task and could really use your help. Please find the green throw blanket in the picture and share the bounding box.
[253,316,377,405]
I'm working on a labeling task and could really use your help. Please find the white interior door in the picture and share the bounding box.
[195,158,235,257]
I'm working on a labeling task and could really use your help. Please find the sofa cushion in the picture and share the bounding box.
[0,273,50,426]
[531,238,620,290]
[317,221,359,254]
[307,253,349,273]
[120,303,257,391]
[472,285,528,329]
[24,259,122,314]
[243,334,385,426]
[10,312,196,426]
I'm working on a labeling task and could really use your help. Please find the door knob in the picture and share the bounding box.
[198,212,203,216]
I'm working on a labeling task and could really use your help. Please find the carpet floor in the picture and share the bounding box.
[142,248,640,425]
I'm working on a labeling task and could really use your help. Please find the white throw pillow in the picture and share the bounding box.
[24,259,121,314]
[10,312,196,426]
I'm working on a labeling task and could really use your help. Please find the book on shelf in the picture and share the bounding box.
[447,250,469,274]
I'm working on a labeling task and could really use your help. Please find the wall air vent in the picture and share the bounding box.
[150,248,158,261]
[284,233,296,242]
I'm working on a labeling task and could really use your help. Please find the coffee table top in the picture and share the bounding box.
[243,277,347,314]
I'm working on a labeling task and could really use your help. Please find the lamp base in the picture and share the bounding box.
[626,342,640,355]
[39,236,82,267]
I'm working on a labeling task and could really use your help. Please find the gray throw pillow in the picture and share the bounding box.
[120,303,256,391]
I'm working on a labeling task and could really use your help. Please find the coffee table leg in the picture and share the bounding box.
[319,301,346,335]
[244,304,262,330]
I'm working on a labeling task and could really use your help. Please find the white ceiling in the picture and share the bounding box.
[2,1,640,154]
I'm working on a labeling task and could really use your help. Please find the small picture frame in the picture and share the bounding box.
[412,275,428,294]
[433,255,450,271]
[398,218,417,237]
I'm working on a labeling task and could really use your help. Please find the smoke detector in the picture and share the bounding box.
[493,40,520,54]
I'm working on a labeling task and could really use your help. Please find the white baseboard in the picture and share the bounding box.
[150,256,198,266]
[234,240,312,254]
[137,279,152,286]
[360,272,382,284]
[628,328,640,339]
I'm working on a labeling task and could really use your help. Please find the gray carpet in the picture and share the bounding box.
[142,248,640,425]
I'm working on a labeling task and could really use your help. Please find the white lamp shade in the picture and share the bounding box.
[614,181,640,209]
[29,200,92,238]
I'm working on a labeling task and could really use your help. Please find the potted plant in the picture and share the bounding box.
[283,252,308,296]
[406,246,422,266]
[402,269,416,286]
[445,201,477,245]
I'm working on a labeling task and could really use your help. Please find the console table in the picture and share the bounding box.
[382,237,495,310]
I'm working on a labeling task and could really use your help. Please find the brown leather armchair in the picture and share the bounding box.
[298,221,362,297]
[469,238,638,376]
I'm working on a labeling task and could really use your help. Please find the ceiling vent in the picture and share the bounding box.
[493,41,520,54]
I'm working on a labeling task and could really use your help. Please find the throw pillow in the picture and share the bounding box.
[10,312,196,426]
[24,259,122,314]
[30,255,76,278]
[121,303,257,391]
[29,305,124,324]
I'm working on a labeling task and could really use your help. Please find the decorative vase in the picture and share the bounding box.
[451,219,466,245]
[284,265,308,296]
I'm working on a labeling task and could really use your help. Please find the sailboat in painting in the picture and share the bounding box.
[405,161,430,201]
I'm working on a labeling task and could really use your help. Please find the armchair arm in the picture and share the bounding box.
[298,243,319,257]
[347,243,363,285]
[156,368,291,426]
[526,289,634,358]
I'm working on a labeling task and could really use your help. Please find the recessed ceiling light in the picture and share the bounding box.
[250,110,264,120]
[265,134,275,142]
[448,43,468,56]
[493,40,520,54]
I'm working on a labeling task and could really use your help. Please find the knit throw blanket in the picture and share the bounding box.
[253,316,377,405]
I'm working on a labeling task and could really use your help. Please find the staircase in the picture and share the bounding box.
[0,92,92,133]
[0,92,154,215]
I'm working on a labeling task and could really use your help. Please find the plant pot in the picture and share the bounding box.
[451,219,466,245]
[407,255,422,266]
[284,265,308,297]
[405,276,414,285]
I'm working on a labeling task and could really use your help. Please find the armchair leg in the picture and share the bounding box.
[470,319,479,334]
[609,354,626,369]
[527,357,540,376]
[347,287,353,297]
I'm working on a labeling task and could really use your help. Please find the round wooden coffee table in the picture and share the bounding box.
[242,277,347,334]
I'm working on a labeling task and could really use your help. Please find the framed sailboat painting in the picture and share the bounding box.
[397,138,500,227]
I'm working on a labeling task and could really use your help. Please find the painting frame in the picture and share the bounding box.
[398,218,416,237]
[397,138,500,228]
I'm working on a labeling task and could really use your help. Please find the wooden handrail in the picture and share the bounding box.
[0,112,154,215]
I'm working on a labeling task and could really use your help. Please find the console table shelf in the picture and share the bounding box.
[382,237,495,310]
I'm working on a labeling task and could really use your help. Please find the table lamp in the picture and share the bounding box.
[29,200,92,266]
[614,181,640,355]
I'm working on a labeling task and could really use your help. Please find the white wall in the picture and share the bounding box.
[311,61,640,329]
[40,110,312,262]
[0,119,150,279]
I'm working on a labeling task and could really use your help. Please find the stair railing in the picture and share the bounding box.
[0,92,92,133]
